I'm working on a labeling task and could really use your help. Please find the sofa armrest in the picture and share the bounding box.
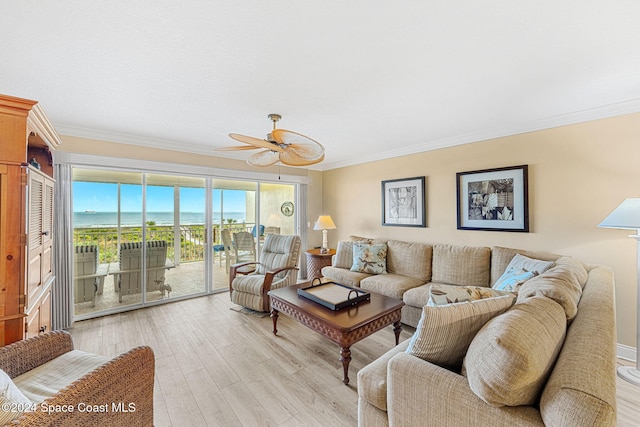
[13,345,155,427]
[0,331,74,378]
[387,352,544,427]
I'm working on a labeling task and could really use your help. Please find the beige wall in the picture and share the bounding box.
[322,113,640,348]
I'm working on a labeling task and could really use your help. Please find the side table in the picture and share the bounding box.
[305,248,336,282]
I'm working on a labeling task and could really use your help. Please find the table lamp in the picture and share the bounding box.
[598,198,640,386]
[314,215,337,254]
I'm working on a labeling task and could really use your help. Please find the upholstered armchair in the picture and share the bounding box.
[229,234,301,312]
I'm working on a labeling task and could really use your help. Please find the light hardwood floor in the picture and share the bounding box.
[69,293,640,427]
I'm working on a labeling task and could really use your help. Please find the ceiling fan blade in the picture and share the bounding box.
[280,150,325,166]
[271,129,325,160]
[247,150,280,167]
[215,145,261,151]
[229,133,284,152]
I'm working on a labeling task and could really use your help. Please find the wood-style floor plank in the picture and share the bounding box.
[68,292,640,427]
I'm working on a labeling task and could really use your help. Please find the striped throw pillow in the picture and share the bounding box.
[406,295,515,371]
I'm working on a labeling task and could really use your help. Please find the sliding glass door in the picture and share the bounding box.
[71,165,301,320]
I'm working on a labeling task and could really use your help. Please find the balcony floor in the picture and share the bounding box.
[74,258,232,317]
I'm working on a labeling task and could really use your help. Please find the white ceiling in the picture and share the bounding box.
[2,1,640,170]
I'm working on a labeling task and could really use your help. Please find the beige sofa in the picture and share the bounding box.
[0,331,154,427]
[321,237,617,426]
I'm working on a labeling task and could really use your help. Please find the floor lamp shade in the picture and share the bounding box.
[313,215,336,253]
[598,198,640,386]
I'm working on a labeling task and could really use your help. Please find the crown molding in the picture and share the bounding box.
[319,98,640,171]
[56,97,640,172]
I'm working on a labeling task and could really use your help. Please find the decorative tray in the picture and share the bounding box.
[297,278,370,310]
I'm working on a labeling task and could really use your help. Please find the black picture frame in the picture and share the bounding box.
[456,165,529,232]
[381,176,426,227]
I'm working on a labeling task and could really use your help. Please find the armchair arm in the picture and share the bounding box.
[262,266,300,293]
[0,331,74,378]
[13,346,155,427]
[386,352,542,426]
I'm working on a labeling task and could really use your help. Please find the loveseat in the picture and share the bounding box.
[0,331,154,427]
[321,237,617,426]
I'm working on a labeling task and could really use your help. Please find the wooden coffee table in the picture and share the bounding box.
[268,284,404,384]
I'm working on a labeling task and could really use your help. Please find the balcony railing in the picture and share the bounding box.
[73,223,255,264]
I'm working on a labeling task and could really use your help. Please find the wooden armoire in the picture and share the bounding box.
[0,94,61,346]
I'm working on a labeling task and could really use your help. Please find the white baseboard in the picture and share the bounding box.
[617,343,637,362]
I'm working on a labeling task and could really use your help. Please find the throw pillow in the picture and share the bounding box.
[351,243,387,274]
[464,296,566,407]
[405,295,515,371]
[517,256,585,320]
[504,253,555,275]
[492,268,536,292]
[427,283,514,306]
[0,369,33,424]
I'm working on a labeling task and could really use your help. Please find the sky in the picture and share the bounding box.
[73,182,247,213]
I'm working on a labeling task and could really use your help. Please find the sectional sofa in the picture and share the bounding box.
[321,237,617,426]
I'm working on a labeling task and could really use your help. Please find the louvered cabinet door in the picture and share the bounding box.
[26,169,44,305]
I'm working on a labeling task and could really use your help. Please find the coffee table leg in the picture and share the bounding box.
[340,346,351,385]
[393,320,402,345]
[270,308,279,335]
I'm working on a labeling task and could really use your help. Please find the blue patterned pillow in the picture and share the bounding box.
[350,243,387,274]
[493,268,536,292]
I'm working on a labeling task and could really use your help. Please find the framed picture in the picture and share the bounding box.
[382,176,426,227]
[457,165,529,232]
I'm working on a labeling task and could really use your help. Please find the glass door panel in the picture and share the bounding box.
[146,174,206,301]
[72,168,143,317]
[212,179,257,290]
[259,182,296,243]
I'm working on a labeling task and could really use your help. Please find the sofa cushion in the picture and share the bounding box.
[357,340,410,412]
[0,369,33,424]
[517,256,585,320]
[490,246,561,286]
[333,240,358,269]
[464,296,566,407]
[320,266,371,288]
[13,350,109,403]
[431,244,491,287]
[351,243,388,274]
[386,240,432,282]
[361,274,425,299]
[428,283,514,306]
[402,284,431,308]
[405,295,514,371]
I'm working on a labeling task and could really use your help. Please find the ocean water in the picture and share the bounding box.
[74,211,247,228]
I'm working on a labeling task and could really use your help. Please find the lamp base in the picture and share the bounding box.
[618,365,640,386]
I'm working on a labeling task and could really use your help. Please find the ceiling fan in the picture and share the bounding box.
[217,114,325,167]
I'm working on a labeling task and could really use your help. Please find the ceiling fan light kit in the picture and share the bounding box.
[218,114,325,167]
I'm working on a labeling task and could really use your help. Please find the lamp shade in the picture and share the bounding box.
[313,215,336,230]
[598,198,640,229]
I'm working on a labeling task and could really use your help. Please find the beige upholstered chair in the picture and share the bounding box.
[229,234,301,312]
[233,231,256,263]
[73,245,109,306]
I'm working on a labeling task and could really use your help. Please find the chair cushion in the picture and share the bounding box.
[13,350,109,403]
[350,243,388,274]
[464,296,566,407]
[0,369,33,424]
[257,234,300,275]
[405,295,514,371]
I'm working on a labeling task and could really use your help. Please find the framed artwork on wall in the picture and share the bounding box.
[381,176,426,227]
[456,165,529,232]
